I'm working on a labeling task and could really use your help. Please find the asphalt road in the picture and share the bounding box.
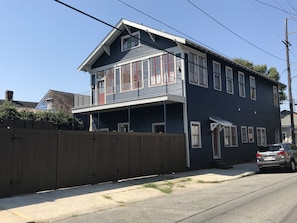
[55,171,297,223]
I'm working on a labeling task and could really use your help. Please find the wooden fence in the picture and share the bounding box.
[0,129,186,198]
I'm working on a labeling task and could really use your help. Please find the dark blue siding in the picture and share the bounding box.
[93,103,184,133]
[185,53,281,168]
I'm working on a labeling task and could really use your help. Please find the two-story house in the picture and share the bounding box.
[73,19,282,169]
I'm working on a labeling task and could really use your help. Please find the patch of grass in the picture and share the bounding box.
[197,179,222,184]
[144,183,158,190]
[103,195,112,200]
[144,181,174,194]
[179,177,192,183]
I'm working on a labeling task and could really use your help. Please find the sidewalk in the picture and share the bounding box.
[0,162,258,223]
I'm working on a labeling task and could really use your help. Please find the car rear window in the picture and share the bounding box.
[259,145,282,152]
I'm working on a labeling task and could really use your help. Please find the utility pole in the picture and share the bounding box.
[283,18,295,144]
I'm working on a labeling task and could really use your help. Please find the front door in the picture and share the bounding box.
[97,80,105,105]
[212,126,221,159]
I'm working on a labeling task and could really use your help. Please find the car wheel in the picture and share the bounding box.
[290,160,296,172]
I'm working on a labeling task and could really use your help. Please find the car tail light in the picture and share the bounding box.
[256,152,262,159]
[277,151,287,157]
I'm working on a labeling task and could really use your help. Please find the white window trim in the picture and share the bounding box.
[190,121,202,148]
[241,126,248,143]
[152,122,165,133]
[118,122,130,132]
[256,127,267,146]
[224,125,238,147]
[249,76,256,100]
[148,53,176,88]
[121,31,140,52]
[238,71,246,98]
[225,66,234,94]
[213,61,222,91]
[248,126,254,143]
[273,85,279,107]
[188,51,208,88]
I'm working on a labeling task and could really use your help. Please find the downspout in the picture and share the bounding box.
[181,52,191,168]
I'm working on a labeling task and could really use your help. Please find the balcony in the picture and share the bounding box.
[73,77,185,113]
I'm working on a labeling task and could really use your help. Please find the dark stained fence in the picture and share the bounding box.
[0,129,186,198]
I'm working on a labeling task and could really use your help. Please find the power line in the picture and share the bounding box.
[187,0,286,62]
[255,0,297,16]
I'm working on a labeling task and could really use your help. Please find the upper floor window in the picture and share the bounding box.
[105,68,115,94]
[213,61,222,91]
[238,71,246,98]
[250,76,256,100]
[273,85,279,107]
[121,64,131,92]
[226,66,234,94]
[121,31,140,52]
[149,53,176,86]
[188,52,208,87]
[132,61,143,89]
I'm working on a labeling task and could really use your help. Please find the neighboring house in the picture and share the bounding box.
[36,89,90,129]
[281,110,297,143]
[36,89,89,113]
[73,19,283,169]
[0,90,38,111]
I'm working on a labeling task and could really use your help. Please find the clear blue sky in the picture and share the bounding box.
[1,0,297,110]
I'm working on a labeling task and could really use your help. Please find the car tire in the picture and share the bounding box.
[290,160,296,172]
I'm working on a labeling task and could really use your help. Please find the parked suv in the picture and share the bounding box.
[256,143,297,172]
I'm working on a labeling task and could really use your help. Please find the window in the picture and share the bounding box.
[250,76,256,100]
[189,52,208,87]
[149,53,175,86]
[256,127,267,146]
[121,31,140,52]
[118,122,130,132]
[191,121,202,148]
[152,123,165,133]
[105,68,114,94]
[274,129,280,143]
[163,53,175,83]
[248,127,254,143]
[238,72,246,97]
[213,61,222,91]
[224,126,238,147]
[273,86,279,107]
[226,66,234,94]
[132,61,143,89]
[241,126,248,143]
[120,64,131,92]
[150,55,162,86]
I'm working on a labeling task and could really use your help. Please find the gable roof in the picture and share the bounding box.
[78,19,284,86]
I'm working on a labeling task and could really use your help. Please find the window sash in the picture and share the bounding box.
[224,126,238,147]
[213,62,222,91]
[191,121,202,148]
[189,52,207,87]
[248,127,254,143]
[241,126,248,143]
[105,68,114,94]
[257,127,267,146]
[121,32,140,52]
[121,64,131,91]
[226,67,234,94]
[238,72,246,97]
[250,76,256,100]
[132,61,143,89]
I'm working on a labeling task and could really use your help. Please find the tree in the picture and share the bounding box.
[233,58,287,103]
[0,102,84,130]
[0,101,20,120]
